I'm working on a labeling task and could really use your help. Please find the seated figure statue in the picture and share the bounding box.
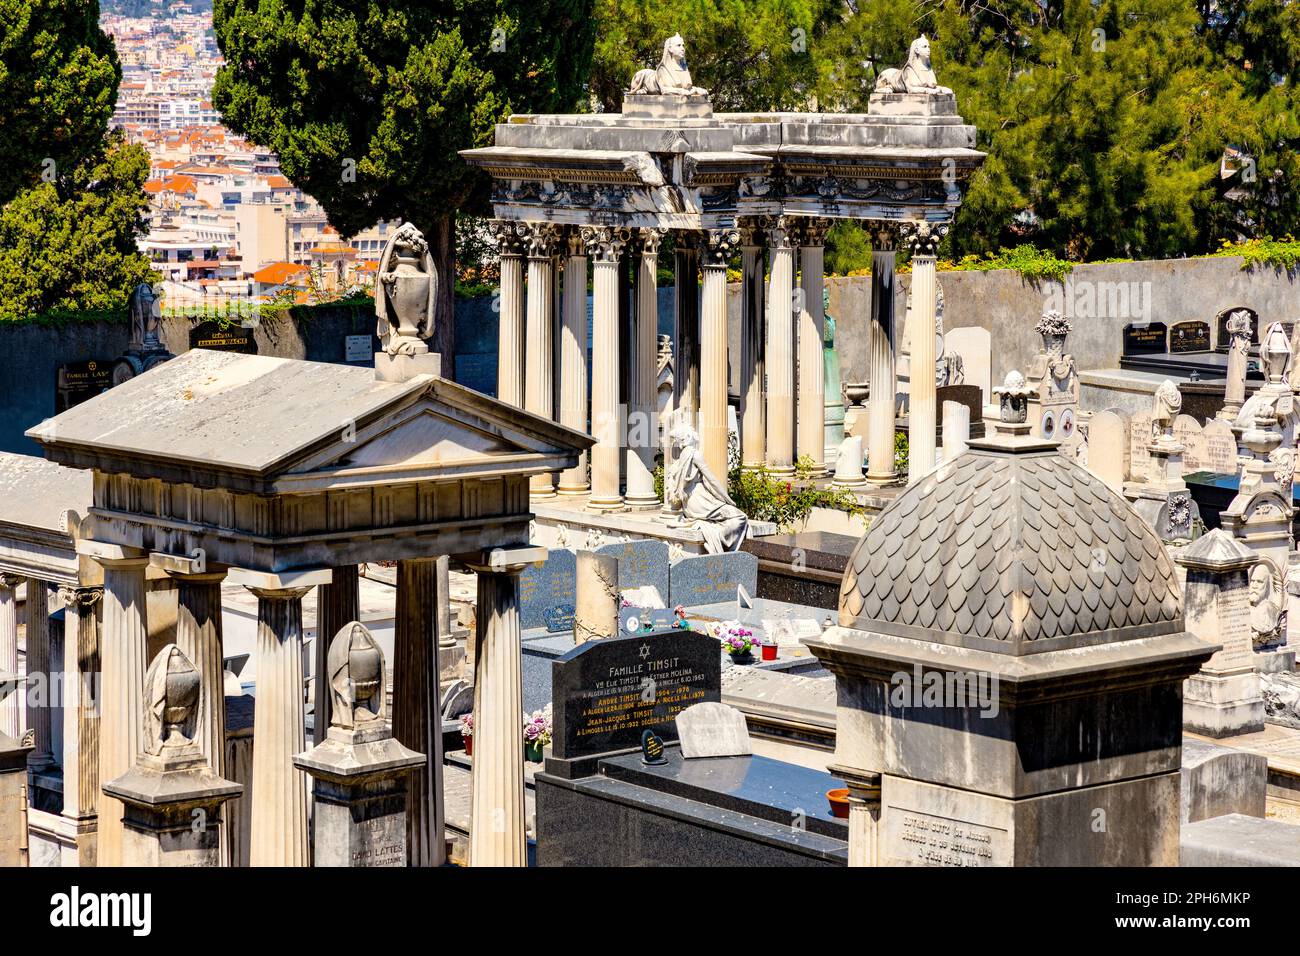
[874,35,953,95]
[665,422,748,554]
[629,34,708,95]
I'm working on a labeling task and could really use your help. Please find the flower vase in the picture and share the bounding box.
[463,734,473,757]
[525,740,545,763]
[760,642,778,662]
[729,649,754,665]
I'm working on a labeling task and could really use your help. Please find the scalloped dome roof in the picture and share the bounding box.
[839,440,1182,652]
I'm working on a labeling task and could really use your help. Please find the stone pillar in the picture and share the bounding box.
[765,217,796,476]
[906,221,946,483]
[700,228,738,482]
[797,219,830,475]
[0,573,21,740]
[467,547,544,867]
[524,223,561,497]
[574,550,619,645]
[558,231,591,497]
[1218,310,1252,426]
[314,565,360,745]
[866,226,899,484]
[230,569,329,867]
[942,400,971,462]
[585,226,630,512]
[739,225,766,471]
[93,550,150,868]
[675,242,700,429]
[626,229,665,509]
[393,558,445,867]
[25,577,54,774]
[492,221,526,407]
[0,729,32,867]
[833,768,881,867]
[832,435,867,490]
[58,584,102,866]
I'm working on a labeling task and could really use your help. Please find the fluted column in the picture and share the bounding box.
[739,224,766,471]
[524,223,561,498]
[558,232,591,496]
[797,219,830,475]
[840,771,881,867]
[492,221,526,407]
[584,225,631,512]
[906,222,946,483]
[25,578,54,774]
[393,558,445,867]
[674,241,700,428]
[246,583,312,867]
[867,225,900,484]
[627,229,666,509]
[700,228,739,481]
[313,564,359,745]
[57,584,101,863]
[765,217,796,476]
[468,549,539,867]
[96,553,150,868]
[0,574,20,740]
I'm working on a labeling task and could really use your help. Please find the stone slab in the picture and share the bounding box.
[669,551,759,607]
[596,538,669,605]
[1179,738,1267,824]
[676,701,752,759]
[519,547,577,631]
[1180,813,1300,866]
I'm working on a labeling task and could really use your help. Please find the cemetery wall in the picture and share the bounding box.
[829,255,1300,392]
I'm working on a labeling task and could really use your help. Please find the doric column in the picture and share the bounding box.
[393,558,445,867]
[0,573,21,739]
[93,550,150,868]
[700,228,739,482]
[867,225,901,484]
[739,223,766,471]
[491,221,526,407]
[626,229,666,509]
[57,584,102,866]
[584,225,631,512]
[558,231,591,496]
[231,568,330,867]
[25,577,54,774]
[467,546,543,867]
[906,222,947,482]
[797,218,831,475]
[524,222,562,498]
[313,564,359,745]
[765,217,796,476]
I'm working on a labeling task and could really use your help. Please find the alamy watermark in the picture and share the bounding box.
[889,664,999,718]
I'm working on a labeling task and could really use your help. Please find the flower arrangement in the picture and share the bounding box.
[673,604,692,631]
[523,705,553,749]
[459,713,473,738]
[1034,309,1072,337]
[710,619,754,656]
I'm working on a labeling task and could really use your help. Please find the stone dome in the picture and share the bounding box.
[839,433,1182,652]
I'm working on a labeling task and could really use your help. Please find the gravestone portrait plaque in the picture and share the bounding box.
[1169,320,1211,354]
[520,547,577,630]
[1122,322,1167,356]
[550,628,720,761]
[189,320,258,354]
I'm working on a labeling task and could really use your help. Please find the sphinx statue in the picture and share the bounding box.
[629,34,708,96]
[328,621,386,730]
[875,36,953,95]
[664,422,748,554]
[375,221,436,356]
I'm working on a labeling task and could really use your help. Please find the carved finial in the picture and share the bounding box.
[994,370,1032,424]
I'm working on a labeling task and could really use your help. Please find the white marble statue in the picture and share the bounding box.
[143,644,200,756]
[1251,563,1286,650]
[328,621,386,729]
[1151,379,1182,443]
[665,422,748,554]
[629,34,708,96]
[375,221,436,355]
[875,36,953,95]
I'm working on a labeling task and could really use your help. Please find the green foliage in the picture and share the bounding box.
[825,220,873,276]
[590,0,839,112]
[894,430,908,479]
[211,0,598,237]
[727,456,866,531]
[1208,236,1300,273]
[938,245,1075,284]
[0,0,122,208]
[0,133,156,320]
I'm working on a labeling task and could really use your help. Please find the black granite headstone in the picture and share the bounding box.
[1122,322,1167,355]
[1214,307,1258,353]
[55,359,113,412]
[189,320,258,353]
[551,629,720,763]
[1169,320,1211,354]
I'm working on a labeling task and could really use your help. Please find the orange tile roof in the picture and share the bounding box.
[266,175,294,190]
[252,262,309,285]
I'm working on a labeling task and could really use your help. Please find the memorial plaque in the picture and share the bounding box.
[1199,419,1238,475]
[1215,307,1258,352]
[597,539,670,604]
[676,701,752,759]
[1128,412,1152,481]
[550,628,721,761]
[344,334,373,362]
[881,778,1012,867]
[1169,320,1211,354]
[520,548,577,631]
[1173,414,1206,472]
[669,552,759,608]
[189,320,258,353]
[1122,322,1167,356]
[55,359,113,412]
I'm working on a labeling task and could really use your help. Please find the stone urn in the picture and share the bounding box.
[844,382,870,407]
[376,222,435,355]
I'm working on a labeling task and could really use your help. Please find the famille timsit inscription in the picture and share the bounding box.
[550,629,720,761]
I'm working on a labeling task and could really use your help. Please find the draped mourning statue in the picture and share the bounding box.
[665,422,748,554]
[328,621,386,730]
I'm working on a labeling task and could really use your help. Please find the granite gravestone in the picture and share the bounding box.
[597,539,670,605]
[1123,322,1167,356]
[548,628,720,774]
[1215,307,1258,353]
[55,359,114,412]
[669,552,759,608]
[189,320,258,354]
[520,547,577,631]
[1170,320,1211,354]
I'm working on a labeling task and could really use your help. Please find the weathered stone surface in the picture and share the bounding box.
[669,551,759,608]
[596,538,670,602]
[1087,408,1130,492]
[1180,813,1300,866]
[574,550,619,644]
[1179,739,1266,824]
[675,701,752,759]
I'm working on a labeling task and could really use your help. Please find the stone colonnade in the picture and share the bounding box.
[493,215,944,496]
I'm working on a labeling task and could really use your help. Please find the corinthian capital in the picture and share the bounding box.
[488,220,526,257]
[518,222,563,259]
[58,585,103,610]
[0,572,22,591]
[764,215,795,252]
[580,225,632,263]
[699,228,741,268]
[639,227,668,258]
[795,217,832,247]
[902,220,949,258]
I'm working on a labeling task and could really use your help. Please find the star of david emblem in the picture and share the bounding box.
[639,643,651,660]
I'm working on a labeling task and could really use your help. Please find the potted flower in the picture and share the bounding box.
[712,620,755,664]
[523,705,552,763]
[459,713,473,757]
